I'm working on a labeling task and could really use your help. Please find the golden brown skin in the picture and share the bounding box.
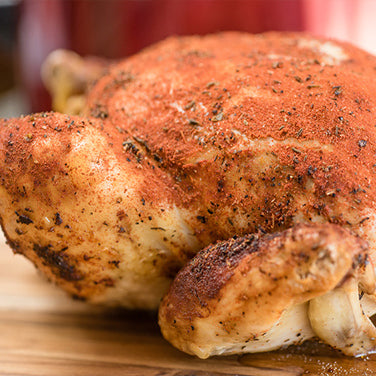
[2,32,376,310]
[159,224,375,358]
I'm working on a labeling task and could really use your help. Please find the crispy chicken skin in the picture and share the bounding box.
[159,224,376,358]
[2,31,376,318]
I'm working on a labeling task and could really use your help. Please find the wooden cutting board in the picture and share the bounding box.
[0,233,375,376]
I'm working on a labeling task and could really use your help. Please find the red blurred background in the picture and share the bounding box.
[1,0,376,115]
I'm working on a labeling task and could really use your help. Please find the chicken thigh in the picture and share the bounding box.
[159,223,376,357]
[2,32,376,355]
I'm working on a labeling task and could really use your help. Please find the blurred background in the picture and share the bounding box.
[0,0,376,118]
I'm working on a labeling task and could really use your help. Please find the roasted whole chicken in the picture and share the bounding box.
[2,32,376,357]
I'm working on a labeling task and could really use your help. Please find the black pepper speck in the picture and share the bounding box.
[358,140,367,148]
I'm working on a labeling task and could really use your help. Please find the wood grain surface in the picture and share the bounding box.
[0,233,375,376]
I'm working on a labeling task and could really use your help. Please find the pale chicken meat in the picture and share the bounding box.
[2,32,376,355]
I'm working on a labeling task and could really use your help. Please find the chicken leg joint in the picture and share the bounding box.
[309,275,376,357]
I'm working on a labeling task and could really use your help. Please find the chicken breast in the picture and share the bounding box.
[1,32,376,314]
